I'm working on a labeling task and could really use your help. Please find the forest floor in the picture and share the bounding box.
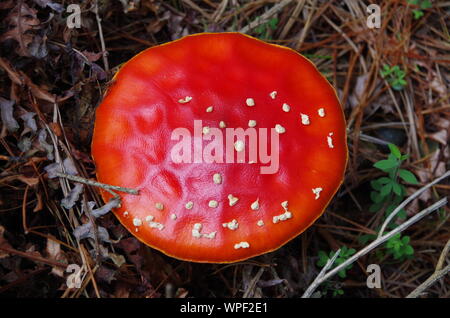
[0,0,449,298]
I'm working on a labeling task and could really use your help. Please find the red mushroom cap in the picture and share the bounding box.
[92,32,347,263]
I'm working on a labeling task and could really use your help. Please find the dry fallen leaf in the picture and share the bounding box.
[46,238,67,277]
[0,97,19,134]
[0,174,39,187]
[0,0,14,10]
[95,265,117,284]
[21,72,56,103]
[73,223,111,243]
[37,129,54,160]
[81,50,104,63]
[44,157,78,179]
[428,73,447,98]
[91,198,121,218]
[429,117,449,146]
[0,2,41,57]
[0,57,22,85]
[61,183,84,209]
[0,58,56,103]
[20,111,38,134]
[416,147,448,202]
[108,252,126,268]
[32,0,64,13]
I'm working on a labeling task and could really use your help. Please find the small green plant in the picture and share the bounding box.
[360,144,419,260]
[380,65,407,90]
[386,233,414,260]
[317,246,356,279]
[332,288,345,297]
[316,246,353,297]
[407,0,432,19]
[369,143,419,220]
[253,17,278,40]
[316,281,344,298]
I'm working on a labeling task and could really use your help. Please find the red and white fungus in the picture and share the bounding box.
[92,32,348,263]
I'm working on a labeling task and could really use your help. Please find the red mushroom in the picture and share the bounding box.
[92,32,347,263]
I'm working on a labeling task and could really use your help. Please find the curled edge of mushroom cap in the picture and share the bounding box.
[92,32,348,263]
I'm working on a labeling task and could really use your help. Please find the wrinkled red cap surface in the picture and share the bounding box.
[92,32,347,263]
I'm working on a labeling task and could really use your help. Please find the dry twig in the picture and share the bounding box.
[406,239,450,298]
[55,172,139,196]
[302,191,448,298]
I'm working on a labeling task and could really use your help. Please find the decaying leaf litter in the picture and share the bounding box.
[0,0,449,298]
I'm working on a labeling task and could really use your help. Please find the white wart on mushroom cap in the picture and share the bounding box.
[92,33,347,263]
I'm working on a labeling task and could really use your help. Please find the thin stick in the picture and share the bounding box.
[211,0,228,23]
[323,199,447,282]
[301,249,341,298]
[55,172,139,195]
[243,267,265,298]
[17,0,27,56]
[406,238,450,298]
[181,0,211,20]
[321,14,367,73]
[0,245,68,269]
[378,170,450,238]
[406,264,450,298]
[239,0,292,33]
[279,0,305,39]
[301,197,447,298]
[436,239,450,272]
[93,0,109,72]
